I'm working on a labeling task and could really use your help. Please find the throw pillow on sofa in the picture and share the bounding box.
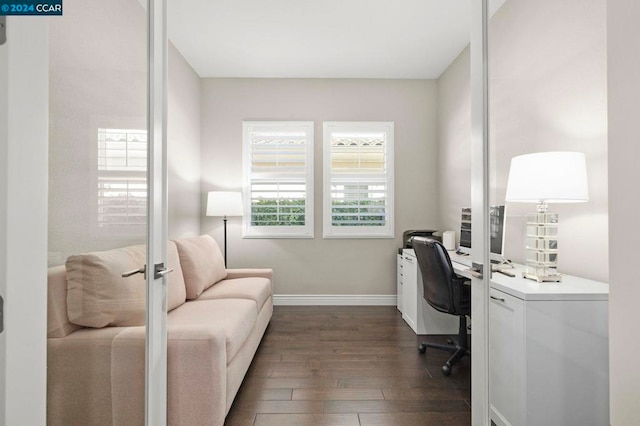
[66,242,187,328]
[174,235,227,299]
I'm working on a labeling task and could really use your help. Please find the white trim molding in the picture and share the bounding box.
[273,294,397,306]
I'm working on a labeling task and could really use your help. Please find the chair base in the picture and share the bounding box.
[418,316,470,376]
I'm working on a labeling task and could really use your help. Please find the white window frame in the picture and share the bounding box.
[323,121,394,239]
[242,121,314,238]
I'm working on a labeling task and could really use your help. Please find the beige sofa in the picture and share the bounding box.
[47,235,273,426]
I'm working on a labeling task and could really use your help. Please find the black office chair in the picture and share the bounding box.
[411,236,471,376]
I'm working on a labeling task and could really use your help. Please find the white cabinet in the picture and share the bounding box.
[489,288,525,426]
[489,282,609,426]
[400,250,458,335]
[401,252,418,330]
[396,254,403,313]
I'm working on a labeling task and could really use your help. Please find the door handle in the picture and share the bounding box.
[467,269,483,279]
[122,265,146,278]
[469,261,484,279]
[153,263,173,280]
[122,263,173,280]
[490,295,505,302]
[0,295,4,334]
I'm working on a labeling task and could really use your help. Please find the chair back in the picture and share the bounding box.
[411,236,469,316]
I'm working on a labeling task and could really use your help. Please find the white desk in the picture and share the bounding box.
[449,251,609,301]
[447,251,609,426]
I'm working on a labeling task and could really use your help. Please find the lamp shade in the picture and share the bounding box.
[206,191,244,217]
[505,152,589,203]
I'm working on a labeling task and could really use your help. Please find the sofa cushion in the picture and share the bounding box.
[66,242,187,328]
[47,265,83,338]
[66,245,146,328]
[198,277,271,312]
[47,327,130,426]
[167,299,257,363]
[166,241,187,311]
[174,235,227,300]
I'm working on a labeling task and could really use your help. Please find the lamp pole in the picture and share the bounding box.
[223,215,228,267]
[206,191,243,268]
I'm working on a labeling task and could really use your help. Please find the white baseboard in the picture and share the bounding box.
[273,294,397,306]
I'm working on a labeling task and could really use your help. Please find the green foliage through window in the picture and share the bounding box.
[331,199,386,226]
[251,198,306,226]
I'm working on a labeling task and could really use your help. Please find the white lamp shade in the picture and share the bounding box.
[505,152,589,203]
[206,191,244,217]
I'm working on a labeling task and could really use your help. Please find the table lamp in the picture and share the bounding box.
[206,191,244,266]
[505,152,588,282]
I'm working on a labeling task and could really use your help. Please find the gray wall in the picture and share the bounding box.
[437,47,471,243]
[48,0,201,264]
[167,42,202,240]
[201,78,438,295]
[608,0,640,423]
[438,0,608,282]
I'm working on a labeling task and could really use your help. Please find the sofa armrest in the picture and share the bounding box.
[225,268,273,280]
[111,325,227,426]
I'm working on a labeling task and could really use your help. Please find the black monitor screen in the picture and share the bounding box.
[459,206,505,256]
[460,207,472,249]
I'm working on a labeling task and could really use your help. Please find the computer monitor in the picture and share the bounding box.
[457,205,506,263]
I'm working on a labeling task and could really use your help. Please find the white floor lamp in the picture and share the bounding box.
[206,191,244,266]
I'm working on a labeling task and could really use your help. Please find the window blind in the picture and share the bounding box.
[329,132,388,227]
[96,128,147,235]
[97,176,147,229]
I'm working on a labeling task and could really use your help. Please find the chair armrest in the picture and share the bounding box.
[111,325,227,426]
[225,268,273,280]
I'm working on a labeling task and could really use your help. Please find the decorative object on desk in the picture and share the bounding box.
[443,230,456,251]
[206,191,244,266]
[505,152,588,282]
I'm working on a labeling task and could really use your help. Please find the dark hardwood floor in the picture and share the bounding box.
[225,306,471,426]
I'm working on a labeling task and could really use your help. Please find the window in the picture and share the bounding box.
[323,122,394,238]
[242,121,314,238]
[96,128,147,236]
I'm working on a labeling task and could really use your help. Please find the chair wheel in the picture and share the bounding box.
[442,364,452,376]
[418,343,426,354]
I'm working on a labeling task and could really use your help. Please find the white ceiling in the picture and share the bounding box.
[168,0,504,79]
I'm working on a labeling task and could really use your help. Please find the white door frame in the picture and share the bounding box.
[470,1,491,425]
[146,0,169,424]
[0,17,49,426]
